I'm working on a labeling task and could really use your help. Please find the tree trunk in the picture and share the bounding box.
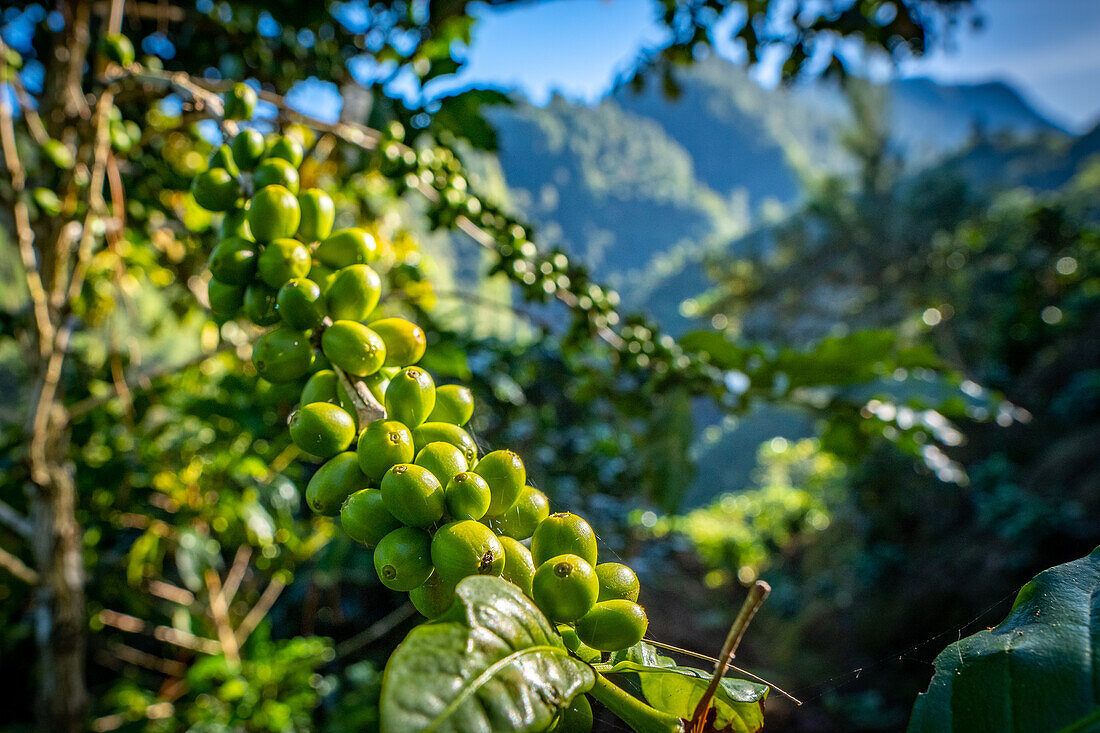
[29,408,87,733]
[25,2,96,728]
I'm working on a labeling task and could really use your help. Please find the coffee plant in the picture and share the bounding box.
[178,87,780,731]
[3,4,1097,731]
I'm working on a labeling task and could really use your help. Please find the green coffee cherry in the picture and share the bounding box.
[362,370,392,404]
[209,144,240,177]
[310,263,337,294]
[575,600,648,652]
[373,526,433,591]
[298,188,335,242]
[531,512,598,567]
[409,572,456,619]
[192,168,241,212]
[223,83,257,121]
[220,208,252,240]
[231,129,266,169]
[208,229,246,279]
[550,695,593,733]
[252,326,313,383]
[412,423,478,465]
[340,488,402,547]
[499,536,536,596]
[257,238,311,288]
[385,367,436,428]
[289,402,355,458]
[427,384,474,425]
[444,472,491,521]
[532,554,599,623]
[306,452,368,515]
[315,227,377,268]
[325,264,381,321]
[474,450,526,517]
[380,463,444,527]
[357,420,415,482]
[300,369,338,406]
[321,321,387,376]
[557,626,601,664]
[277,278,324,330]
[489,485,549,540]
[369,318,427,367]
[595,562,640,603]
[414,441,467,487]
[207,279,244,316]
[430,520,505,586]
[247,185,300,242]
[266,136,304,167]
[253,157,300,194]
[243,283,280,326]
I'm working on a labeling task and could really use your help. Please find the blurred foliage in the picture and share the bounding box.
[648,439,844,586]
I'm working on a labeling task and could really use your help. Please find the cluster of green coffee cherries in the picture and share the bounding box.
[190,126,649,676]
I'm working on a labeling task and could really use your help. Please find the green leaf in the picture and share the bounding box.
[908,546,1100,733]
[380,576,594,733]
[606,642,767,732]
[431,89,512,151]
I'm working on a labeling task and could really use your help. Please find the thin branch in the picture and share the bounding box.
[0,499,33,539]
[642,638,801,705]
[333,364,386,424]
[146,579,196,606]
[203,568,240,664]
[104,643,186,676]
[689,580,771,730]
[98,608,222,654]
[0,545,39,584]
[0,44,54,355]
[221,546,252,607]
[233,575,286,647]
[336,602,417,658]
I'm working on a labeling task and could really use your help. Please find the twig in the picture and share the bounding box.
[0,545,39,584]
[689,580,771,730]
[336,602,418,658]
[0,499,33,539]
[643,638,801,705]
[332,364,386,424]
[146,579,195,606]
[203,569,240,664]
[0,45,55,356]
[221,546,252,607]
[105,643,186,676]
[98,609,222,654]
[234,575,286,646]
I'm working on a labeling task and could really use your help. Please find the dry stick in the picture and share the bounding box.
[221,546,252,606]
[234,575,287,647]
[689,580,771,730]
[98,609,222,654]
[0,545,40,584]
[204,569,240,664]
[643,638,802,706]
[146,579,196,606]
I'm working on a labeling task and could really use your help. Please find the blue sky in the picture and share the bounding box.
[433,0,1100,131]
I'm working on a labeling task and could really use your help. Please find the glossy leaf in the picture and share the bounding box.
[908,546,1100,733]
[380,576,594,733]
